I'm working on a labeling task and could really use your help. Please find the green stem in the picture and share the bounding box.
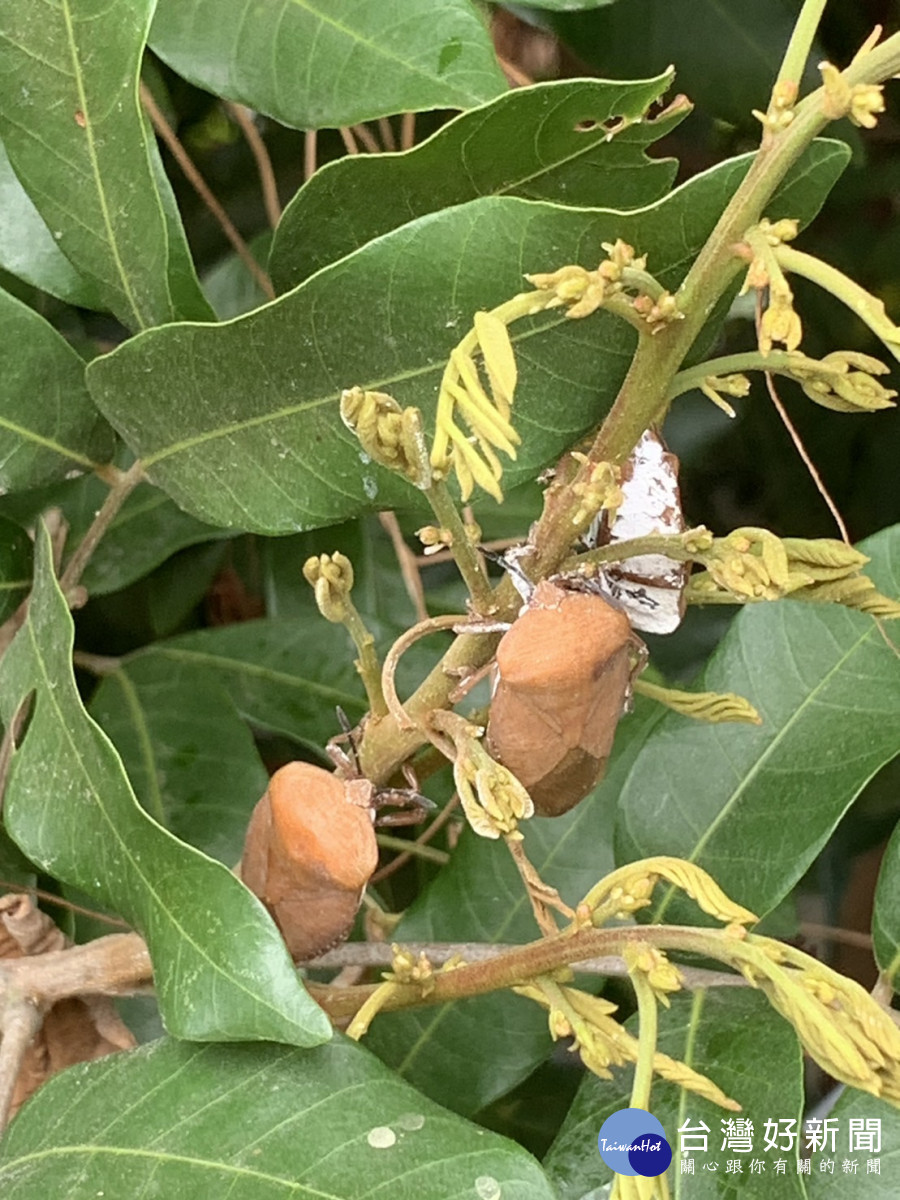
[356,32,900,787]
[375,832,449,864]
[775,0,828,94]
[668,350,813,400]
[629,967,659,1112]
[580,31,900,475]
[775,244,900,353]
[342,601,388,718]
[423,479,494,611]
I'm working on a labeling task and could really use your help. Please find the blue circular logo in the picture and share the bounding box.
[598,1108,672,1177]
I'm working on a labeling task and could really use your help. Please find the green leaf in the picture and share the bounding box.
[551,0,821,129]
[616,524,900,922]
[0,0,212,330]
[0,525,330,1047]
[367,698,665,1116]
[872,820,900,988]
[203,233,273,320]
[0,1036,556,1199]
[0,475,230,596]
[117,616,368,751]
[89,663,268,866]
[149,0,506,130]
[271,73,686,289]
[805,1089,898,1197]
[544,989,807,1200]
[0,139,102,308]
[0,289,114,491]
[86,140,849,534]
[0,515,32,624]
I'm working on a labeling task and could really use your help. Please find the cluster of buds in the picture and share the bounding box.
[516,977,739,1108]
[623,943,684,1008]
[416,524,453,555]
[430,711,533,839]
[737,219,802,354]
[302,551,355,622]
[340,387,431,489]
[820,60,885,127]
[687,531,900,616]
[569,455,623,527]
[752,78,798,136]
[526,240,680,333]
[698,371,751,418]
[736,937,900,1100]
[782,349,896,413]
[580,856,758,929]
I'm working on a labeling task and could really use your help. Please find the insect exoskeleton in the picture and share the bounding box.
[486,580,644,817]
[239,762,379,961]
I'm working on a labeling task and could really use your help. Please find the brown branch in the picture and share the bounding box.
[59,460,146,597]
[339,126,360,155]
[379,512,428,621]
[304,129,318,181]
[377,117,396,151]
[139,83,275,300]
[400,112,416,151]
[226,102,282,228]
[370,793,460,884]
[351,123,380,153]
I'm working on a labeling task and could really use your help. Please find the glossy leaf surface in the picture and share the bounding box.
[0,526,330,1046]
[616,525,900,921]
[0,140,101,307]
[872,820,900,989]
[271,73,686,288]
[545,989,806,1199]
[87,141,848,534]
[0,1037,556,1199]
[0,290,113,491]
[0,515,32,624]
[149,0,507,129]
[0,0,211,328]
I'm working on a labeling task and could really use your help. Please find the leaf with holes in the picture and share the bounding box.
[0,1037,556,1199]
[86,140,849,534]
[0,0,212,329]
[0,290,114,492]
[615,524,900,922]
[0,525,330,1047]
[149,0,506,130]
[270,73,688,288]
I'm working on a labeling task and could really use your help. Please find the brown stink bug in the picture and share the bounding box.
[240,761,431,960]
[486,580,644,817]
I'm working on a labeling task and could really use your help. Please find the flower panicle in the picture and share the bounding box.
[431,711,533,839]
[581,856,758,928]
[634,679,761,725]
[340,388,432,488]
[521,979,739,1112]
[739,935,900,1099]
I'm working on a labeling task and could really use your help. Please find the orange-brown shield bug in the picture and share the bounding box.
[240,760,432,960]
[486,580,644,817]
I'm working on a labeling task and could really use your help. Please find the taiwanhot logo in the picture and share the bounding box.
[598,1107,673,1178]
